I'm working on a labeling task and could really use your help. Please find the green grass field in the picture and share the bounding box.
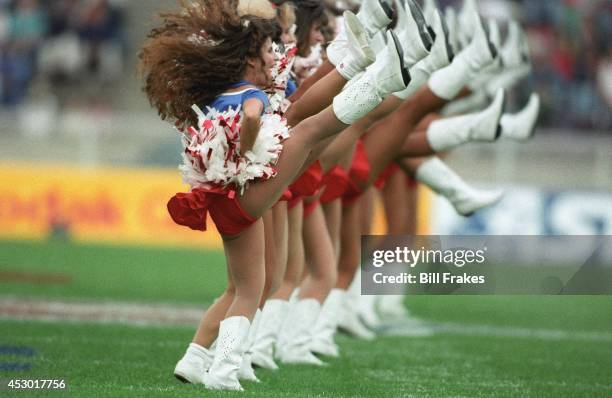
[1,240,612,397]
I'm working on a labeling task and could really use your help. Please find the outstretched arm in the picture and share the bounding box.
[240,98,264,155]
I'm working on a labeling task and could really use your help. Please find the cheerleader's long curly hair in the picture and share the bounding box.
[139,0,278,129]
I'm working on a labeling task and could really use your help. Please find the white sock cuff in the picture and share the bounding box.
[426,115,471,152]
[500,114,512,127]
[393,66,430,100]
[251,309,262,330]
[264,298,288,310]
[333,73,382,125]
[336,60,358,81]
[328,288,344,301]
[188,342,211,359]
[415,157,445,182]
[296,298,322,311]
[428,64,468,100]
[357,5,392,38]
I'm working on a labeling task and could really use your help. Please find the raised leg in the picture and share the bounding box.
[240,109,348,218]
[288,61,335,102]
[395,129,438,157]
[319,96,401,172]
[241,30,410,223]
[286,62,344,126]
[360,86,447,187]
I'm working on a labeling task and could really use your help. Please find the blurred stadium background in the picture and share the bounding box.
[0,1,611,396]
[1,0,611,245]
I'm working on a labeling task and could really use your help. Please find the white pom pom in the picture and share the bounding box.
[178,106,291,193]
[268,43,298,114]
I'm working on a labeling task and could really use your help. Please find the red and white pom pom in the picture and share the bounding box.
[268,42,298,114]
[179,105,291,193]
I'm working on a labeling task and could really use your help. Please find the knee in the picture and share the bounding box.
[262,271,283,300]
[223,285,236,298]
[278,277,296,294]
[323,265,338,291]
[362,108,386,126]
[235,287,264,307]
[234,276,265,303]
[286,104,303,127]
[336,263,356,289]
[309,262,338,291]
[296,117,321,148]
[337,256,359,275]
[211,288,235,307]
[338,245,360,272]
[284,266,302,288]
[416,113,440,130]
[268,272,283,297]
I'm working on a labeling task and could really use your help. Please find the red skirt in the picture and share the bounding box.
[319,165,350,204]
[303,199,320,218]
[167,187,257,236]
[342,140,371,205]
[374,163,401,190]
[289,160,323,198]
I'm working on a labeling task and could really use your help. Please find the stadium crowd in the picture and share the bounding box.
[443,0,612,131]
[0,0,125,107]
[515,0,612,131]
[0,0,610,131]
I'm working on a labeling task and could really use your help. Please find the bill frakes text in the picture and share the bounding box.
[373,272,485,285]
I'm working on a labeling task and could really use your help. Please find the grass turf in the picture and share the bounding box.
[1,239,612,397]
[0,239,227,304]
[2,317,611,397]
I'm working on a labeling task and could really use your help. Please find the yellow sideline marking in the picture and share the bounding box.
[371,185,432,235]
[0,162,432,248]
[0,161,221,248]
[417,186,432,235]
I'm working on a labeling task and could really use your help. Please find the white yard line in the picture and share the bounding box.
[0,297,204,327]
[382,320,612,343]
[2,297,612,343]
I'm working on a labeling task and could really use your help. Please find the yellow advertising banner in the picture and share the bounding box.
[0,162,429,248]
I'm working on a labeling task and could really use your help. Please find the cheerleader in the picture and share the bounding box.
[355,4,540,328]
[273,0,393,366]
[295,0,437,350]
[287,0,392,119]
[253,0,371,367]
[237,2,302,382]
[329,3,503,337]
[339,1,540,337]
[249,0,298,374]
[139,0,409,391]
[273,0,347,367]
